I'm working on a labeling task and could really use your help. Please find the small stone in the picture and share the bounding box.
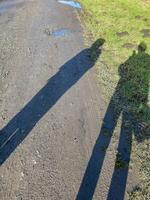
[140,29,150,34]
[74,137,78,142]
[122,43,137,49]
[116,31,129,37]
[32,159,37,165]
[36,150,41,158]
[135,15,142,20]
[3,71,9,78]
[140,29,150,37]
[70,102,73,106]
[143,33,150,38]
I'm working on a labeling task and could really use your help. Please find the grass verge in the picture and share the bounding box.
[78,0,150,199]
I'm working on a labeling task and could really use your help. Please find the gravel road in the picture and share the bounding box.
[0,1,137,199]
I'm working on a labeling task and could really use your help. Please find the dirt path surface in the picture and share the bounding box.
[0,1,136,200]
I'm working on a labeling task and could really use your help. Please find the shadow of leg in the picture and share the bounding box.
[76,97,121,200]
[107,112,132,200]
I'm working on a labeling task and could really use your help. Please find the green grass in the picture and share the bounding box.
[79,0,150,70]
[78,0,150,199]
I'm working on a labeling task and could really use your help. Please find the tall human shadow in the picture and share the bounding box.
[76,42,150,200]
[0,38,105,165]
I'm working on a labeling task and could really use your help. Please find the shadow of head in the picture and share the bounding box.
[56,38,105,75]
[89,38,105,63]
[90,38,105,50]
[138,41,147,53]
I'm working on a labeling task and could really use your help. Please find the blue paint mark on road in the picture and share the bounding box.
[58,0,81,9]
[51,28,71,37]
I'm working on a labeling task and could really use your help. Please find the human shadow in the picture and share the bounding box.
[0,38,105,165]
[76,42,150,200]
